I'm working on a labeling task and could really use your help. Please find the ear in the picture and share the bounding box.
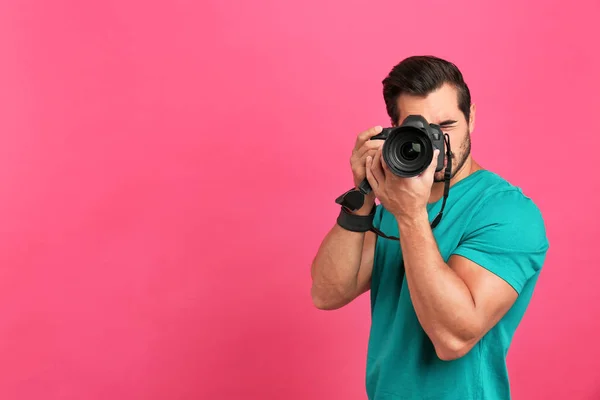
[468,103,476,134]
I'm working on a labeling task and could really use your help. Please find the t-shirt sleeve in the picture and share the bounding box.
[451,188,550,294]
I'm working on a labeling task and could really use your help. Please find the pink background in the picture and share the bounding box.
[0,0,599,399]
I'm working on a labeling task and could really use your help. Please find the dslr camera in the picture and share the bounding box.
[358,114,446,193]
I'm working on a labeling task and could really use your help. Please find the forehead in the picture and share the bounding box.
[396,83,461,124]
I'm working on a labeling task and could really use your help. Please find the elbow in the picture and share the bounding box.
[311,287,331,310]
[434,340,473,361]
[433,330,480,361]
[312,296,340,311]
[310,285,349,311]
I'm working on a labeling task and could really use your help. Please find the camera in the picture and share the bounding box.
[358,115,446,193]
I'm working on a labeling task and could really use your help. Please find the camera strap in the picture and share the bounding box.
[336,133,452,241]
[429,133,452,229]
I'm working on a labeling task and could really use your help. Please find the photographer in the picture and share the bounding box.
[310,56,549,400]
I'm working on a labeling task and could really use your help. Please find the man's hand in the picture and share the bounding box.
[365,147,440,220]
[349,126,385,215]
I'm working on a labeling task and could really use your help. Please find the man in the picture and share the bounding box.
[310,55,549,399]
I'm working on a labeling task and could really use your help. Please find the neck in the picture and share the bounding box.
[428,156,482,204]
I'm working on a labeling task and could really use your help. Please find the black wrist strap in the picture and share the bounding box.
[336,205,376,232]
[336,205,401,240]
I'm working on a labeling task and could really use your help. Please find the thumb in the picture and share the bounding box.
[429,149,441,173]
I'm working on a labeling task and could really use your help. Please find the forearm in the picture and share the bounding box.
[311,223,368,309]
[397,210,478,358]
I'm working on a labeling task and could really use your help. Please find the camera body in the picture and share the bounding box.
[371,114,445,178]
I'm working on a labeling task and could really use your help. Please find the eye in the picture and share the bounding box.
[437,120,458,129]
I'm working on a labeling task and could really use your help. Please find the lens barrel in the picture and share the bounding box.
[381,127,434,177]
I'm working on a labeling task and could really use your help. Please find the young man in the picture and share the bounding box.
[310,55,549,399]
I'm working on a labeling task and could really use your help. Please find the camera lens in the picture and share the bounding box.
[400,142,421,161]
[381,127,433,177]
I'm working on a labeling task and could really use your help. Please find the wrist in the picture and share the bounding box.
[396,207,429,230]
[352,199,375,216]
[337,203,376,233]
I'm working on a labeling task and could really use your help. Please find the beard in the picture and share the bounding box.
[433,132,471,183]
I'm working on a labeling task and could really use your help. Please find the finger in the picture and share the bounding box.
[356,139,385,159]
[422,149,441,178]
[375,147,389,174]
[353,126,383,152]
[371,149,386,184]
[365,156,379,193]
[350,146,378,174]
[429,149,441,172]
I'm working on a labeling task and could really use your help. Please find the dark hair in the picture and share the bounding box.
[382,55,471,125]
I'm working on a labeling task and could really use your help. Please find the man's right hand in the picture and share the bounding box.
[349,126,385,215]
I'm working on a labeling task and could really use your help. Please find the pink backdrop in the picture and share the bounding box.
[1,0,599,399]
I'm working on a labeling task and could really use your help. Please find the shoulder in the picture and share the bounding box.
[465,170,549,253]
[471,170,545,224]
[451,171,550,293]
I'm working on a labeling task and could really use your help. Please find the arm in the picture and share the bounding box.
[310,224,376,310]
[397,210,517,360]
[364,145,548,359]
[311,125,387,310]
[396,190,549,361]
[310,204,378,310]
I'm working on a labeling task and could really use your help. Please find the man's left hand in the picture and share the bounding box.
[365,147,440,221]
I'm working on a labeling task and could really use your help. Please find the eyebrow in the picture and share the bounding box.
[438,120,458,126]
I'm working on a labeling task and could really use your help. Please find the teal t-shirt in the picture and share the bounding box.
[366,170,549,400]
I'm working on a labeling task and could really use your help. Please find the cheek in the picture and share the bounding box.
[447,138,460,155]
[445,137,463,158]
[449,132,468,152]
